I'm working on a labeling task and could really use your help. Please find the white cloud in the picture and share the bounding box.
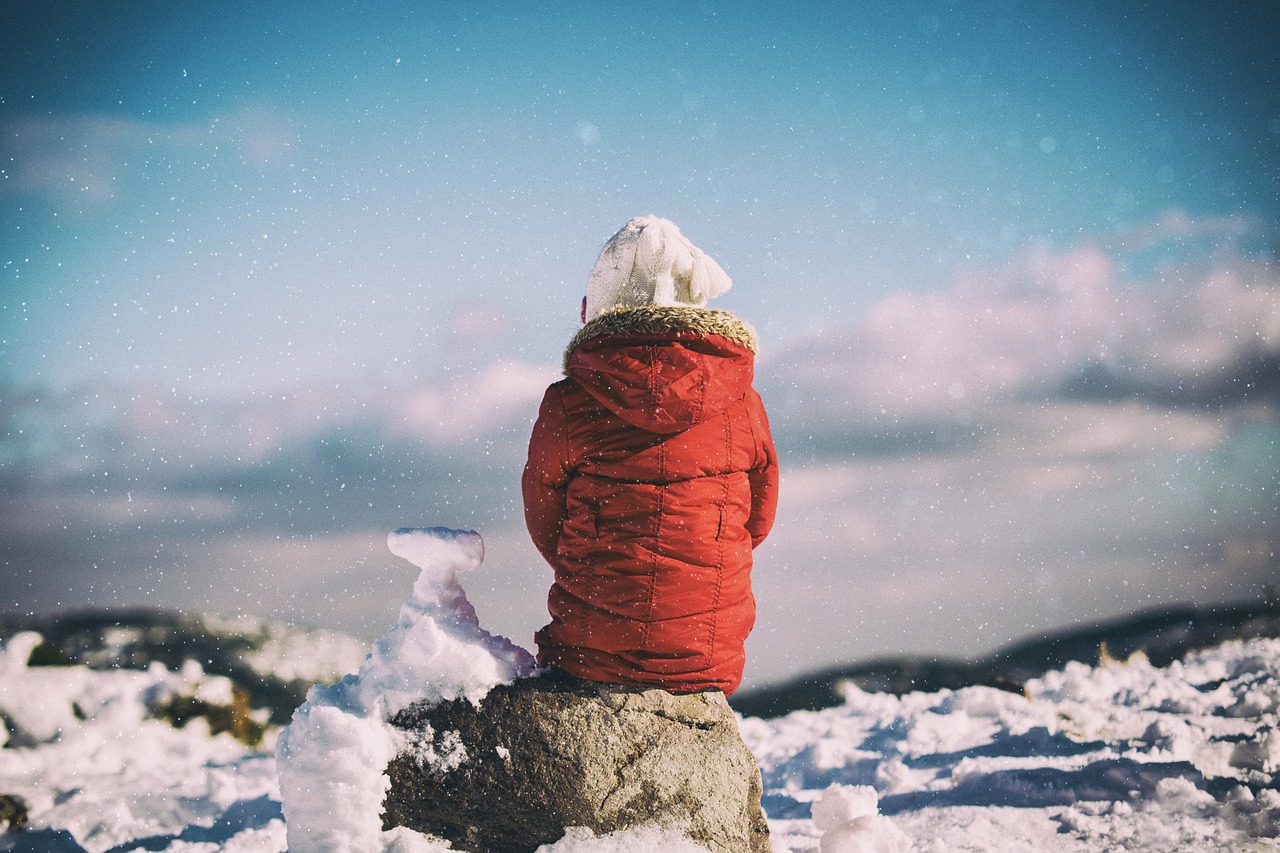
[392,361,557,443]
[0,107,300,206]
[766,212,1279,428]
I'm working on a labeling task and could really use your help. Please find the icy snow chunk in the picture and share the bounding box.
[276,526,536,853]
[0,632,87,745]
[1223,785,1280,838]
[0,631,43,674]
[811,784,910,853]
[902,708,993,758]
[942,683,1028,718]
[1229,726,1280,775]
[1226,684,1279,717]
[1152,776,1216,815]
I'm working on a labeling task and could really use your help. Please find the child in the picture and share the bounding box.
[522,215,778,695]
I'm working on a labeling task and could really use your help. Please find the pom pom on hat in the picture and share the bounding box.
[584,215,732,322]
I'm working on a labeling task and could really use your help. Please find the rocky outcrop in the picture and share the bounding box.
[383,674,771,853]
[0,794,28,833]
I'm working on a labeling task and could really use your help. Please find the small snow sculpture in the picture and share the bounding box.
[276,527,536,853]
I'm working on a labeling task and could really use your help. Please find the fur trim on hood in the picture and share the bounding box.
[563,305,759,374]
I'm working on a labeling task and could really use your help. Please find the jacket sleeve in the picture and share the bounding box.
[522,383,572,565]
[746,391,779,548]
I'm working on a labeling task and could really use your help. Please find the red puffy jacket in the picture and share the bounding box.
[522,305,778,694]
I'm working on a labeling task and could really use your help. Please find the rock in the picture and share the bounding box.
[383,674,771,853]
[0,793,28,832]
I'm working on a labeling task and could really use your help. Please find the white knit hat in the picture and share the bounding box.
[584,215,732,322]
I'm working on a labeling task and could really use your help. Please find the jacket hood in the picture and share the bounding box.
[563,305,759,434]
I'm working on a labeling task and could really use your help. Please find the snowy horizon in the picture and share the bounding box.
[2,2,1279,691]
[2,529,1278,851]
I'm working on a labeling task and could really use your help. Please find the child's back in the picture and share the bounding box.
[523,217,778,695]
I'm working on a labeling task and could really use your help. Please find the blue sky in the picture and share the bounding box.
[2,1,1278,687]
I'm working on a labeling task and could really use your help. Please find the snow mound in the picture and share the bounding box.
[0,630,282,852]
[744,638,1280,852]
[811,785,910,853]
[275,527,536,853]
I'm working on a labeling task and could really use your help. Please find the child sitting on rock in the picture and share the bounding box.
[522,215,778,695]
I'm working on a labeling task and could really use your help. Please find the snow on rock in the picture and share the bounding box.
[274,527,536,853]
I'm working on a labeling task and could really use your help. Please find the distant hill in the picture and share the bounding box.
[729,599,1280,719]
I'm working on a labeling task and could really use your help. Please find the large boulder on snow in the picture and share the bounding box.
[382,673,771,853]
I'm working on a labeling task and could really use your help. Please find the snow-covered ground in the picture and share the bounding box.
[2,529,1278,852]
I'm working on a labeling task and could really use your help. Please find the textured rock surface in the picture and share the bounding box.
[383,674,770,853]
